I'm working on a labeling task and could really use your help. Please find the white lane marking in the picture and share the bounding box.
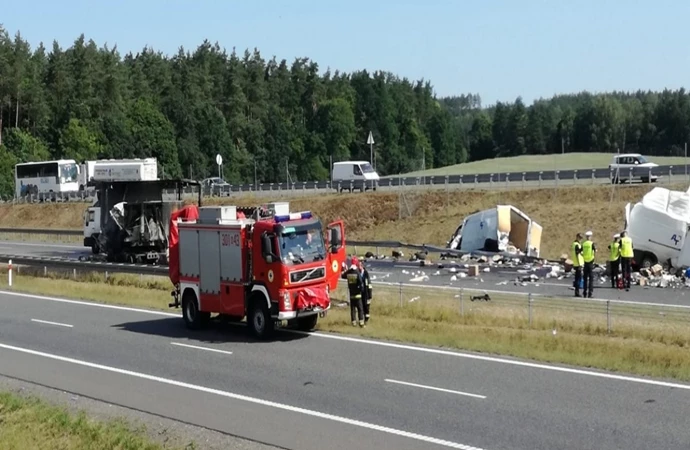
[5,290,690,390]
[0,291,179,317]
[31,319,73,328]
[0,342,483,450]
[171,342,233,355]
[385,379,486,399]
[303,332,690,391]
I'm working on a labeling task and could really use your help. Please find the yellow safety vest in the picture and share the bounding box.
[620,237,633,258]
[609,241,620,262]
[582,240,595,263]
[571,241,583,267]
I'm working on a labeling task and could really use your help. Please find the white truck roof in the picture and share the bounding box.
[333,161,370,165]
[638,187,690,222]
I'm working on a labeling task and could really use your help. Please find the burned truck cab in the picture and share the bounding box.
[91,178,200,264]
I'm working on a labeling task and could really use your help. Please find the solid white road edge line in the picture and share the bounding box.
[385,379,486,399]
[5,289,690,391]
[30,319,73,328]
[0,342,483,450]
[0,291,179,317]
[171,342,233,355]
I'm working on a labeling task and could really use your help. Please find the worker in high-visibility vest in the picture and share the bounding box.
[581,230,597,298]
[608,234,621,289]
[571,233,584,297]
[619,231,634,291]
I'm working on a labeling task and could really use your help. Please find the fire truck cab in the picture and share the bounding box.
[167,202,346,339]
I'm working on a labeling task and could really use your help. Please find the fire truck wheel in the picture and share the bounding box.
[296,314,318,331]
[248,297,274,339]
[182,291,210,330]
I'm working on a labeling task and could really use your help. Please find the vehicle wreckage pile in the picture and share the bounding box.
[361,247,690,290]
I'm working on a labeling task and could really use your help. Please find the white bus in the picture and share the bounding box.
[15,159,81,198]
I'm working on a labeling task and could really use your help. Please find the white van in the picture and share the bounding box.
[332,161,380,192]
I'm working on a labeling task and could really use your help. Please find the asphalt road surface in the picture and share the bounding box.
[1,290,690,450]
[1,240,689,307]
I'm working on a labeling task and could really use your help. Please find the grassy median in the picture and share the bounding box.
[0,390,179,450]
[2,267,690,382]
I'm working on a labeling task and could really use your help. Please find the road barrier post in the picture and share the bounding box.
[459,288,464,316]
[606,300,611,334]
[8,259,11,286]
[399,281,403,307]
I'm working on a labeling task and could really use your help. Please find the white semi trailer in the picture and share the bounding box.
[82,158,159,253]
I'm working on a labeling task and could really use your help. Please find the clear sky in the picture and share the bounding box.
[2,0,688,106]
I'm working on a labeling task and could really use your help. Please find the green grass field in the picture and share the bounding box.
[395,152,690,177]
[0,390,178,450]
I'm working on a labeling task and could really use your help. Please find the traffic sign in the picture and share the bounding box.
[216,154,223,166]
[367,131,375,145]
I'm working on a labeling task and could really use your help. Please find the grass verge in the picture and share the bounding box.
[0,390,182,450]
[397,152,690,177]
[2,267,690,382]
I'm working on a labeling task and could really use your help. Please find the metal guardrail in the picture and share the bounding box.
[4,164,687,203]
[0,254,167,276]
[0,228,544,263]
[0,228,83,236]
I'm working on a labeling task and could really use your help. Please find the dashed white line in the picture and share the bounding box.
[30,318,73,328]
[171,342,233,355]
[385,379,486,399]
[0,342,483,450]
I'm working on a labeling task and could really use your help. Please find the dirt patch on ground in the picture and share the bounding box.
[0,184,680,260]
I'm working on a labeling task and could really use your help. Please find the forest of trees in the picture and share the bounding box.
[1,26,690,198]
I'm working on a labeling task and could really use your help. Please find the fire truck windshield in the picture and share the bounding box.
[277,225,326,265]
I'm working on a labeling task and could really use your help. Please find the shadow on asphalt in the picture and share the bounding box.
[110,316,309,344]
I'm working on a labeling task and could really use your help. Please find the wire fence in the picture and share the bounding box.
[332,277,690,336]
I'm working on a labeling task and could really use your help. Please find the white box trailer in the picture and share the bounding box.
[446,205,542,257]
[91,158,158,182]
[624,186,690,269]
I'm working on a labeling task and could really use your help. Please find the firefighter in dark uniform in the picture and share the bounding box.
[358,259,373,324]
[342,256,365,327]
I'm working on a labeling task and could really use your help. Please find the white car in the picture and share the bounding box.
[608,153,658,184]
[201,177,230,196]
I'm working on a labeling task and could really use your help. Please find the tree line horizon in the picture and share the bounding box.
[0,26,688,197]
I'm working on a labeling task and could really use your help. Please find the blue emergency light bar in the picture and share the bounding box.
[274,211,313,222]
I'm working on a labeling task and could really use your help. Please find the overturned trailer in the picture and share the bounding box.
[91,179,201,264]
[446,205,542,258]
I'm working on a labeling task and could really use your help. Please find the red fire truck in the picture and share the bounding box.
[167,202,346,339]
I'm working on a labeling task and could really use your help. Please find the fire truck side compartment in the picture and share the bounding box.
[179,228,199,279]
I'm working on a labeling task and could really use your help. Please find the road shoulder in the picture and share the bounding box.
[0,374,280,450]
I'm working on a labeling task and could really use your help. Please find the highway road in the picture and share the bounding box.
[2,239,690,306]
[1,290,689,450]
